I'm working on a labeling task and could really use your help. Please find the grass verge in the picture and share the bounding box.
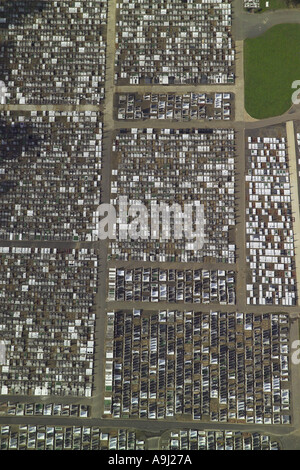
[244,24,300,119]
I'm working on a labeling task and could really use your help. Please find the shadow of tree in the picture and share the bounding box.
[0,119,42,198]
[0,2,49,199]
[0,1,49,30]
[0,179,16,195]
[0,120,40,160]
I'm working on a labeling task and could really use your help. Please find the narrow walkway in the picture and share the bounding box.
[115,85,237,94]
[91,0,118,419]
[286,121,300,307]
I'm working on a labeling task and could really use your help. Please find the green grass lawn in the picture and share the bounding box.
[257,0,289,13]
[247,0,300,13]
[244,24,300,119]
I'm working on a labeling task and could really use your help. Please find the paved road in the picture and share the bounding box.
[108,260,236,271]
[244,107,300,129]
[0,415,294,436]
[107,300,300,315]
[91,0,118,420]
[115,85,237,94]
[233,0,300,40]
[287,121,300,308]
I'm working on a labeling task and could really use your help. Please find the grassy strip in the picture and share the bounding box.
[244,24,300,119]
